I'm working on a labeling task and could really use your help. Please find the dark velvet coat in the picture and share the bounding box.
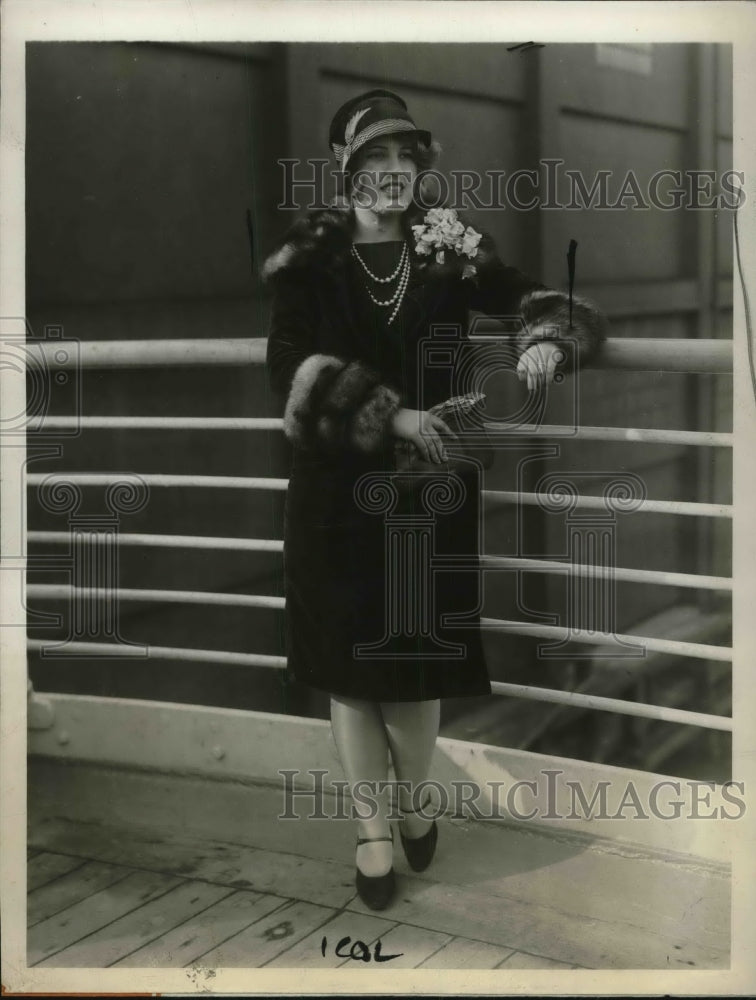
[264,205,606,702]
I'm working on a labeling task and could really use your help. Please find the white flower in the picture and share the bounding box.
[426,207,448,225]
[461,227,482,258]
[412,208,482,271]
[462,263,477,281]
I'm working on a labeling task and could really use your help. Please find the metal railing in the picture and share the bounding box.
[26,336,733,738]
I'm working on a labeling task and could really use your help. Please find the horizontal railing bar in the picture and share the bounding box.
[480,618,732,662]
[642,693,732,770]
[483,490,732,519]
[484,423,732,447]
[37,337,733,374]
[24,637,731,731]
[469,333,733,373]
[27,531,284,552]
[26,473,289,490]
[26,591,730,660]
[25,474,732,517]
[594,338,732,374]
[38,338,269,369]
[489,681,732,732]
[480,556,732,591]
[25,533,731,591]
[35,414,732,448]
[37,416,284,430]
[26,638,286,668]
[597,338,732,374]
[27,585,285,609]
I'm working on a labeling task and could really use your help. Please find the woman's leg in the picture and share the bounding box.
[330,694,393,876]
[380,699,441,838]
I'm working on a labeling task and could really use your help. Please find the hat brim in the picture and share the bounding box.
[343,126,433,173]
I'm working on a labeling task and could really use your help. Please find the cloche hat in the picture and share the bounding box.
[328,89,432,173]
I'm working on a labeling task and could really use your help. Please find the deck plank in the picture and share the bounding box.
[497,950,579,970]
[266,909,398,968]
[344,922,453,969]
[28,860,131,926]
[28,760,732,971]
[37,880,233,968]
[346,873,728,969]
[32,763,730,957]
[27,869,180,966]
[27,852,86,891]
[114,890,288,967]
[30,817,253,881]
[417,935,514,969]
[31,817,355,909]
[196,899,337,967]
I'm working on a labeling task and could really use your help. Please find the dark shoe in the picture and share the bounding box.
[355,833,395,910]
[398,796,438,873]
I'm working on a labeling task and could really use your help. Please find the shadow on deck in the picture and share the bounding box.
[27,756,730,971]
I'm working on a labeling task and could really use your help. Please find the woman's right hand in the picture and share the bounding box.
[390,408,457,464]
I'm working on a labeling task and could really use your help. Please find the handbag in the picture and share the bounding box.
[393,391,495,478]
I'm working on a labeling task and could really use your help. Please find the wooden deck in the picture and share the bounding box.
[27,757,731,971]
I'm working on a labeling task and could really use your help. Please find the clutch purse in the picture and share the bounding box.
[393,391,495,477]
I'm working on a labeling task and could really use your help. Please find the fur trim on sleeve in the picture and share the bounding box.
[283,353,400,453]
[351,384,402,452]
[518,290,607,364]
[283,354,344,447]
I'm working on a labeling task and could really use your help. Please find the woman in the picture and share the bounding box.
[264,90,605,909]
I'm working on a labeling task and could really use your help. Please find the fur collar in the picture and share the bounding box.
[262,203,500,286]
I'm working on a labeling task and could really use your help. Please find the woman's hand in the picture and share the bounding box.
[516,341,566,392]
[391,408,457,464]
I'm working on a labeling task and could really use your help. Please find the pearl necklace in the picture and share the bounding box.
[351,241,411,325]
[351,241,407,283]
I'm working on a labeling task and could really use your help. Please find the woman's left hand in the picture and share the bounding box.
[516,341,565,392]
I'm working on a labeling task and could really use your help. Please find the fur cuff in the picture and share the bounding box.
[518,289,607,364]
[283,353,400,453]
[283,354,344,447]
[351,384,401,452]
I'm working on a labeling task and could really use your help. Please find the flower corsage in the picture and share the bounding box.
[411,207,482,280]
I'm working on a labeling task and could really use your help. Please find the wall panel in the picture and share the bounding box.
[556,118,688,282]
[312,42,527,103]
[715,44,733,139]
[555,43,690,130]
[26,42,279,305]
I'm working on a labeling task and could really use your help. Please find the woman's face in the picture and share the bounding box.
[349,134,418,215]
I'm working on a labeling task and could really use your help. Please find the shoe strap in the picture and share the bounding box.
[357,834,393,845]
